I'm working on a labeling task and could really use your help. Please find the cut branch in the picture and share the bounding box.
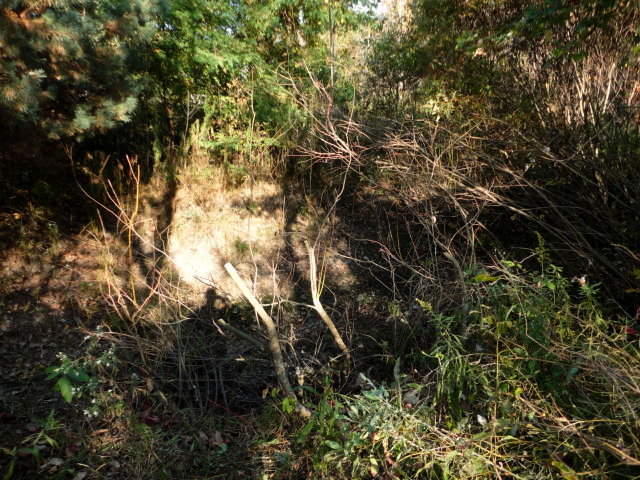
[305,241,351,365]
[224,262,311,418]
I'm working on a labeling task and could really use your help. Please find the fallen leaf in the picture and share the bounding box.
[209,431,225,447]
[65,444,79,457]
[40,457,64,470]
[141,412,160,425]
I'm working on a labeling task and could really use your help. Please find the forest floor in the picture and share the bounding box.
[0,229,148,478]
[2,150,639,479]
[0,179,395,479]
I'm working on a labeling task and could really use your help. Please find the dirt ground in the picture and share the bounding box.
[0,160,396,479]
[0,234,106,478]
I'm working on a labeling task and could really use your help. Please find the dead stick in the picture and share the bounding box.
[224,263,311,418]
[305,241,350,365]
[216,318,266,352]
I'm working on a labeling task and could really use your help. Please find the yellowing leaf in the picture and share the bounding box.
[472,273,499,282]
[370,457,379,477]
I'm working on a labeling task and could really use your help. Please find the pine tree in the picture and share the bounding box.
[0,0,158,139]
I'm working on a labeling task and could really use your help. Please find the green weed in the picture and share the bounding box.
[292,259,640,479]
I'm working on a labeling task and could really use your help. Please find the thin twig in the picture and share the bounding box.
[215,318,267,352]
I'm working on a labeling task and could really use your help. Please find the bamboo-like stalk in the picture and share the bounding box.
[305,241,350,365]
[126,156,140,305]
[224,262,311,418]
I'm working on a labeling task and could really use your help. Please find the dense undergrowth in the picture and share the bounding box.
[2,0,640,479]
[293,257,640,478]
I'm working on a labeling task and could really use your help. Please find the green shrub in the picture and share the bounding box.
[294,258,640,479]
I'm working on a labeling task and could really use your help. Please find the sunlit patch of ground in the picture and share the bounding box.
[168,170,286,298]
[165,163,359,303]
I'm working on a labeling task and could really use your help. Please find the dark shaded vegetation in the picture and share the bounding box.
[1,0,639,479]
